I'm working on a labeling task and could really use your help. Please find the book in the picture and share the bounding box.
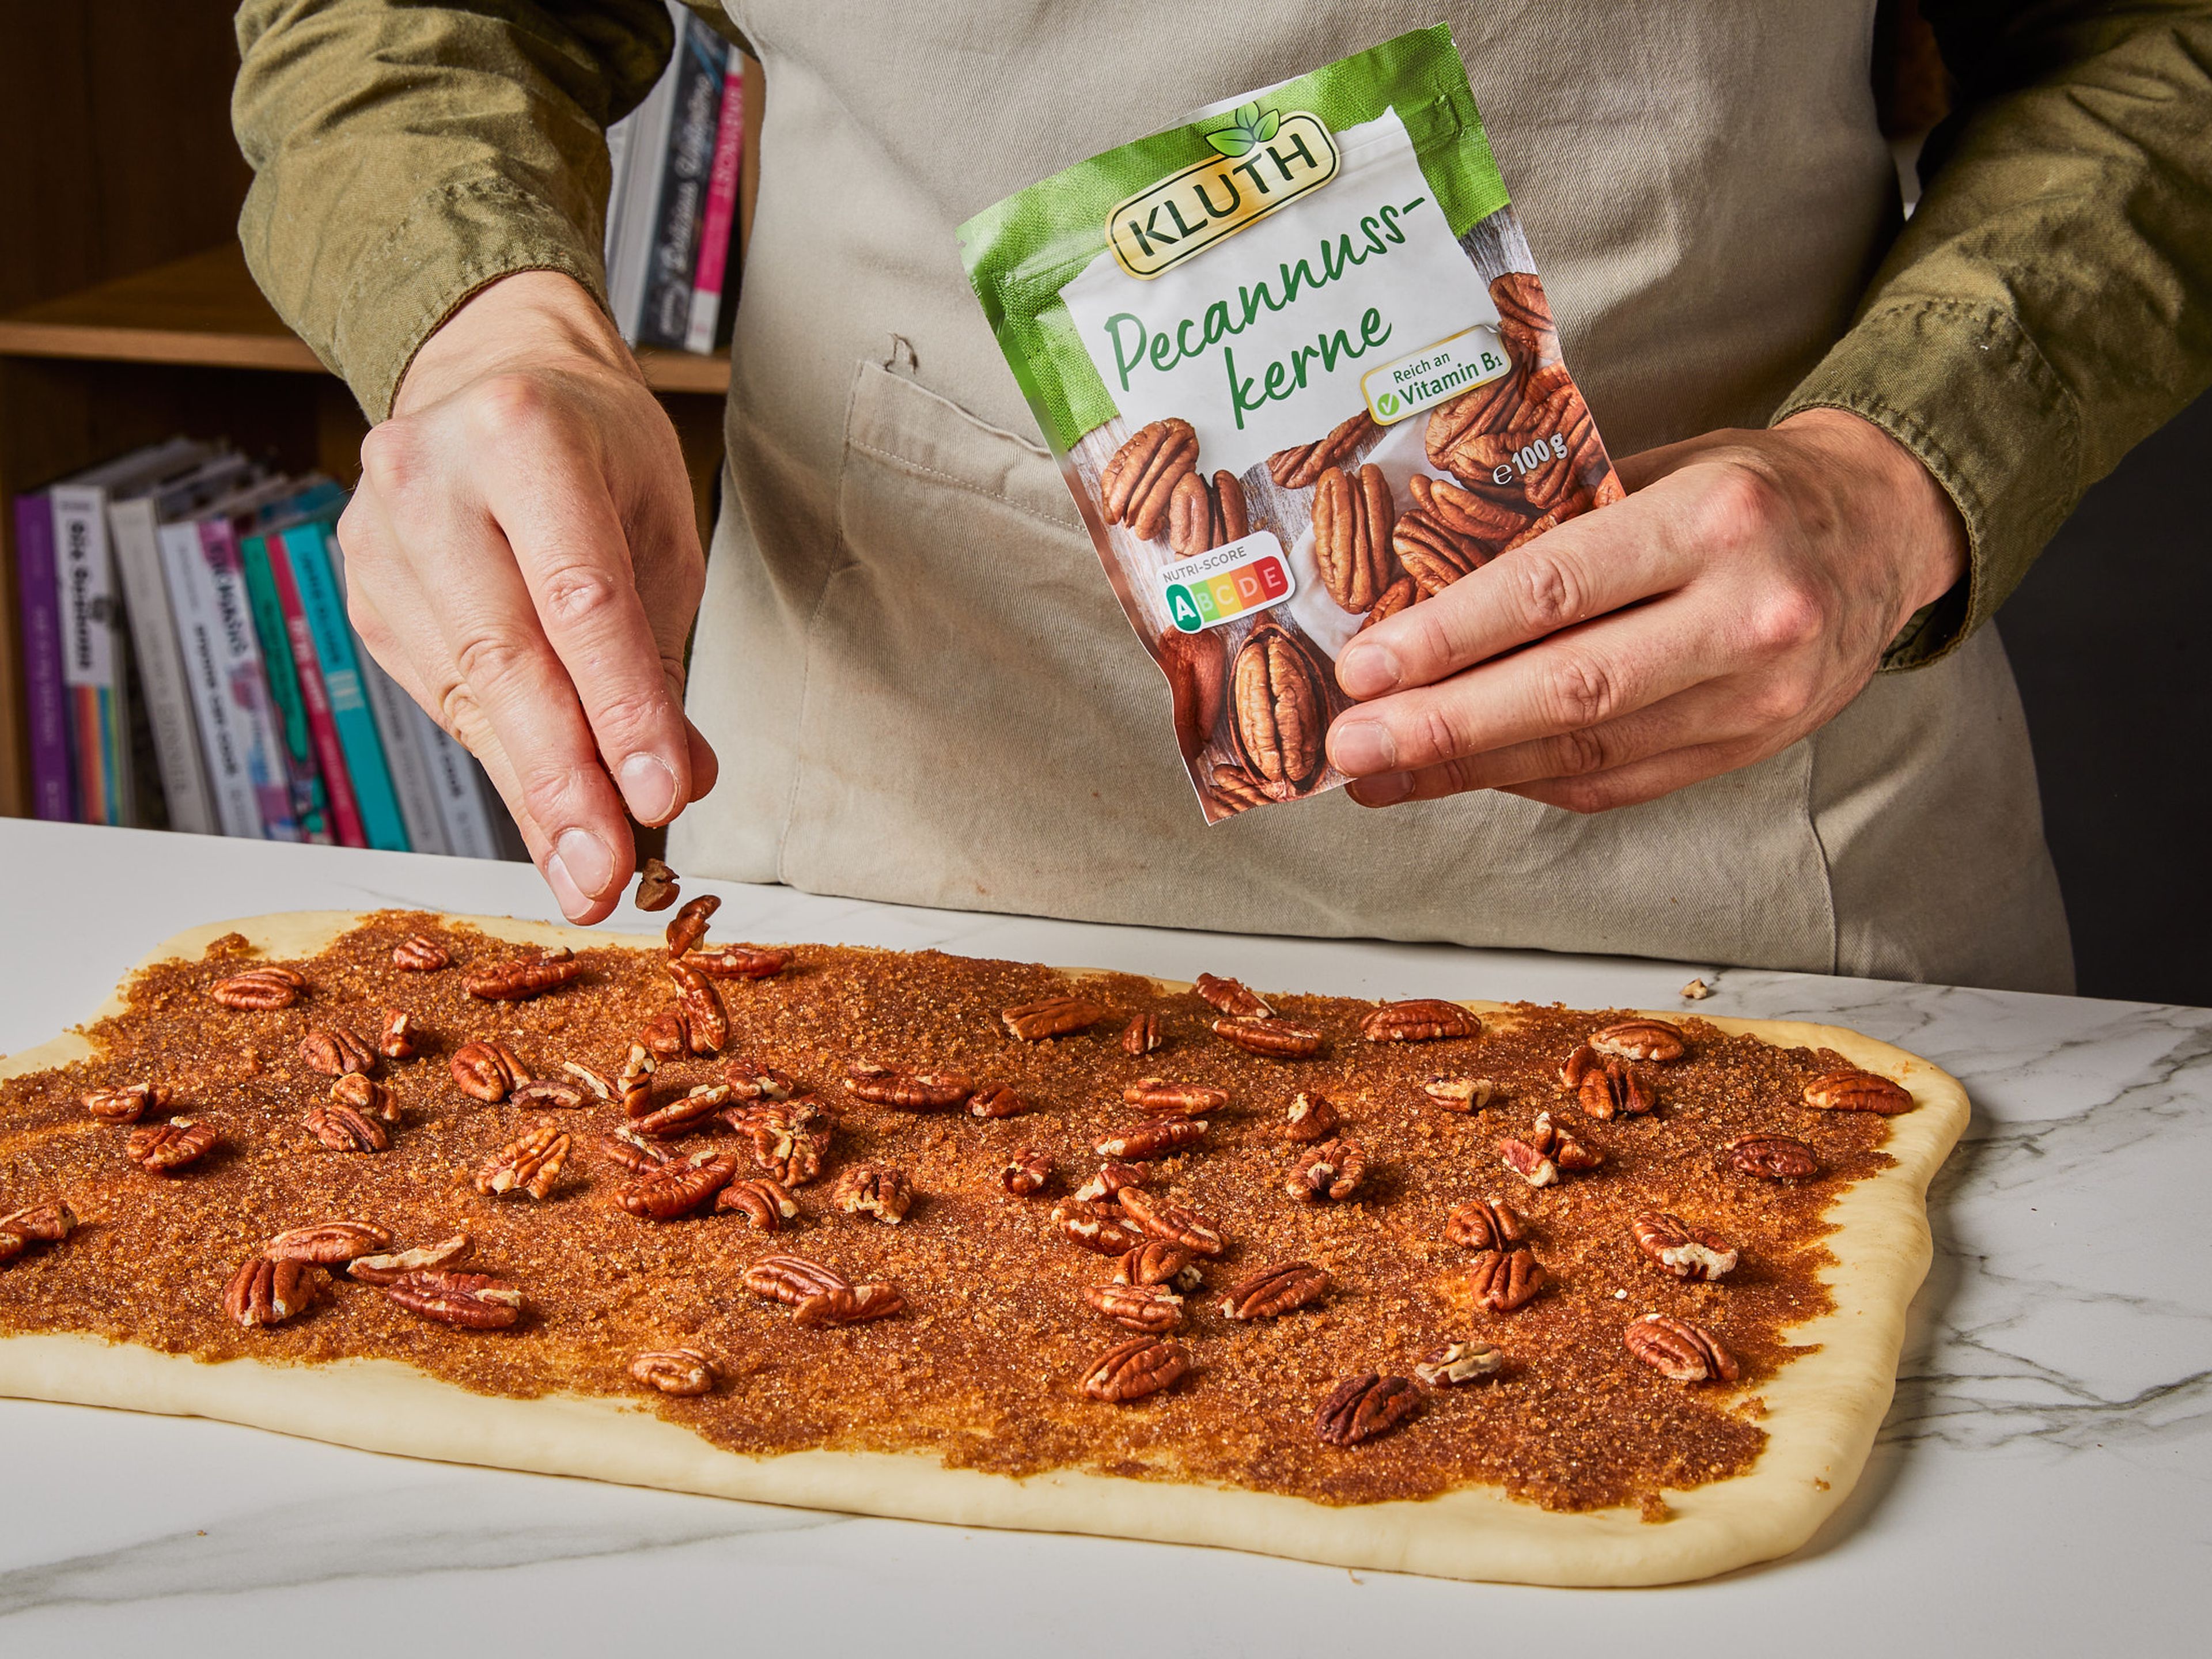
[685,42,746,353]
[413,701,505,860]
[358,643,449,857]
[260,523,366,847]
[198,512,304,839]
[159,510,275,840]
[280,522,410,851]
[14,493,73,821]
[237,480,348,846]
[634,9,727,349]
[604,10,683,343]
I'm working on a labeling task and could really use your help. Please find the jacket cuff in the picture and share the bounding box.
[333,175,615,423]
[1772,298,2081,670]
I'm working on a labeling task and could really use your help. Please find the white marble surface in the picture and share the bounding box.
[1,819,2206,1655]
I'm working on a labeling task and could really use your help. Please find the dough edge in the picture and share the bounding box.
[0,910,1969,1587]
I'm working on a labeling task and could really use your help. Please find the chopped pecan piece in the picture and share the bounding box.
[382,1269,525,1330]
[347,1234,473,1285]
[304,1103,388,1154]
[1210,1017,1323,1059]
[329,1073,399,1123]
[967,1084,1031,1120]
[463,952,582,1002]
[377,1009,417,1061]
[264,1220,391,1264]
[1316,1373,1420,1445]
[1120,1013,1164,1055]
[1721,1135,1821,1181]
[1415,1340,1506,1388]
[81,1081,166,1123]
[688,944,793,980]
[1192,971,1271,1020]
[634,857,680,912]
[842,1063,974,1111]
[717,1176,800,1229]
[507,1079,588,1112]
[475,1120,571,1200]
[1631,1211,1738,1281]
[618,1152,738,1219]
[1083,1282,1184,1333]
[1467,1244,1547,1312]
[1361,999,1480,1042]
[1445,1198,1525,1251]
[1623,1313,1739,1383]
[1423,1075,1499,1112]
[634,1082,734,1139]
[299,1023,377,1077]
[792,1283,906,1328]
[1497,1137,1558,1188]
[391,934,452,971]
[1122,1078,1226,1117]
[126,1119,217,1172]
[1802,1069,1915,1114]
[1002,994,1108,1041]
[1113,1241,1200,1289]
[560,1059,613,1100]
[722,1056,796,1100]
[1530,1109,1603,1171]
[1096,1118,1207,1161]
[664,958,729,1054]
[1589,1018,1688,1063]
[1053,1199,1143,1255]
[0,1200,76,1265]
[1266,410,1373,489]
[631,1347,715,1396]
[1115,1188,1225,1256]
[738,1099,832,1186]
[834,1164,913,1224]
[1080,1336,1191,1403]
[743,1253,850,1307]
[1221,1262,1328,1321]
[1283,1090,1340,1141]
[640,1009,691,1060]
[450,1040,529,1103]
[1287,1136,1366,1202]
[618,1043,656,1118]
[1000,1147,1052,1197]
[597,1130,668,1174]
[1074,1162,1146,1203]
[208,966,306,1010]
[665,893,720,959]
[222,1256,325,1328]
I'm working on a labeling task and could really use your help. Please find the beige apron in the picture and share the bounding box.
[671,1,2073,995]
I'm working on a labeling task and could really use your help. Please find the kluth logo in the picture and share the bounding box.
[1107,103,1340,280]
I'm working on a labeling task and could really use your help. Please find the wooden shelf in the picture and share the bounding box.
[0,243,732,395]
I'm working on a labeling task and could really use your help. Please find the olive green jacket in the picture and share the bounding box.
[232,2,2211,671]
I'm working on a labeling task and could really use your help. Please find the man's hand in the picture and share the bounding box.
[338,271,716,921]
[1324,410,1969,812]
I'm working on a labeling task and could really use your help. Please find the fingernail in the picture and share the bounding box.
[1329,719,1397,776]
[1336,641,1399,699]
[543,853,590,919]
[619,753,679,823]
[1349,771,1414,807]
[554,827,616,899]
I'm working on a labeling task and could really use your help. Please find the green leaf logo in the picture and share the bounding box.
[1203,102,1278,162]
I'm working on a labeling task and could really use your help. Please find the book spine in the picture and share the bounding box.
[634,16,721,349]
[14,493,75,820]
[414,702,501,859]
[358,645,449,856]
[48,485,134,825]
[107,498,218,835]
[197,520,301,840]
[262,529,368,847]
[157,522,264,839]
[237,531,336,845]
[284,525,410,851]
[684,45,745,353]
[607,52,680,340]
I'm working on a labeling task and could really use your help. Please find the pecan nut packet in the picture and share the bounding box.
[960,26,1623,823]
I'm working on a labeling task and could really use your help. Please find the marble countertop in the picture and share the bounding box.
[1,820,2206,1655]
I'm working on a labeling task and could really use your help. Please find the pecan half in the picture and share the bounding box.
[329,1073,399,1123]
[1053,1199,1143,1255]
[1002,994,1107,1041]
[507,1079,588,1112]
[1721,1135,1821,1181]
[1316,1374,1420,1445]
[125,1119,217,1172]
[1414,1340,1506,1388]
[722,1056,797,1100]
[634,857,680,912]
[743,1253,850,1306]
[1802,1069,1915,1114]
[1311,463,1400,613]
[463,952,582,1002]
[560,1059,613,1100]
[1210,1017,1324,1059]
[967,1084,1031,1120]
[1497,1137,1558,1188]
[1623,1313,1739,1384]
[347,1234,473,1285]
[382,1269,525,1330]
[792,1282,906,1328]
[475,1120,571,1200]
[1123,1077,1226,1117]
[377,1009,417,1062]
[391,934,452,971]
[222,1256,325,1328]
[300,1024,376,1077]
[0,1200,77,1265]
[597,1130,668,1174]
[1467,1244,1547,1312]
[660,958,728,1056]
[687,944,793,980]
[1229,623,1327,800]
[1589,1018,1688,1062]
[304,1104,388,1154]
[1574,1056,1655,1120]
[1287,1136,1366,1202]
[1392,507,1487,597]
[843,1063,974,1111]
[1096,1119,1207,1160]
[1267,410,1373,489]
[265,1220,391,1264]
[631,1347,714,1395]
[82,1081,165,1123]
[717,1176,800,1230]
[1531,1109,1603,1171]
[635,1017,685,1069]
[1083,1282,1185,1334]
[1631,1211,1738,1281]
[1361,999,1480,1043]
[209,966,305,1010]
[634,1082,734,1139]
[1168,468,1250,560]
[1357,575,1420,634]
[1103,418,1199,540]
[1074,1162,1145,1203]
[1001,1147,1052,1197]
[1080,1336,1191,1403]
[834,1164,912,1224]
[1221,1261,1328,1321]
[1423,1075,1499,1112]
[1410,470,1528,544]
[1283,1090,1340,1141]
[1206,762,1274,815]
[619,1043,656,1118]
[1159,625,1229,763]
[1426,374,1521,479]
[451,1041,529,1103]
[1113,1241,1200,1289]
[1120,1013,1164,1056]
[656,895,718,961]
[1116,1188,1225,1257]
[618,1153,738,1219]
[1445,1198,1525,1251]
[741,1099,833,1187]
